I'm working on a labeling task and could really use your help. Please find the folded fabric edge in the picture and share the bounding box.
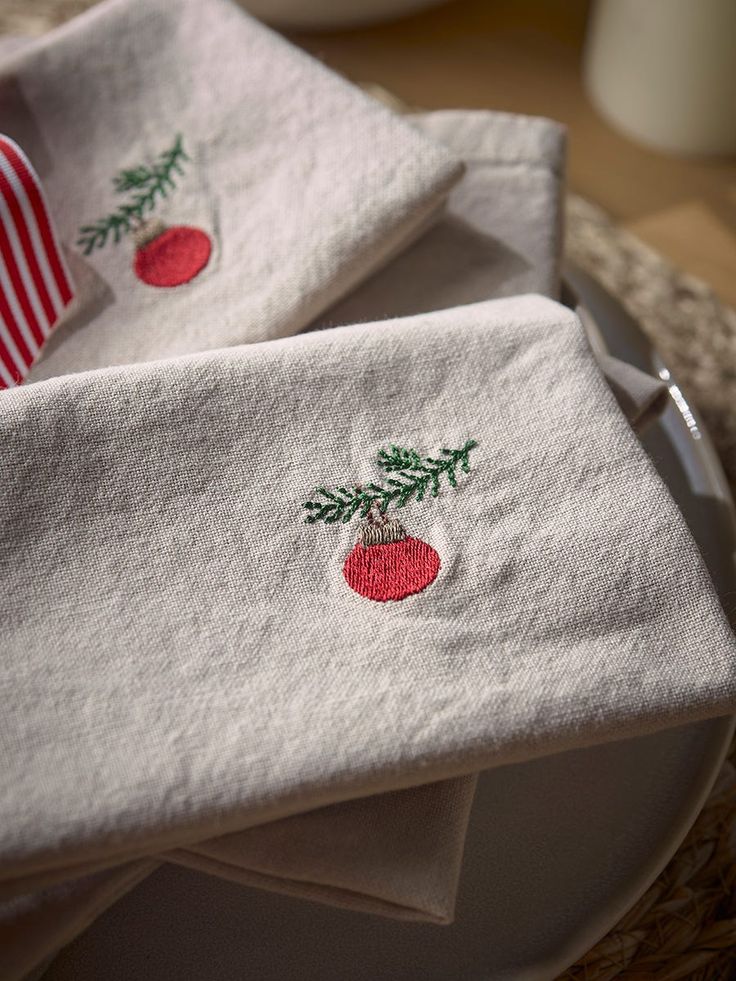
[10,293,570,397]
[281,156,464,348]
[164,851,455,924]
[0,859,158,981]
[5,695,734,902]
[412,109,566,174]
[598,354,669,431]
[0,772,477,916]
[1,773,476,978]
[169,776,478,926]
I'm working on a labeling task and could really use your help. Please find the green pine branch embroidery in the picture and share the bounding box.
[77,134,189,255]
[303,439,477,525]
[377,445,423,472]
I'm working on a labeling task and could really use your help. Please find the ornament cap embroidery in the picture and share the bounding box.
[303,440,477,603]
[359,518,406,547]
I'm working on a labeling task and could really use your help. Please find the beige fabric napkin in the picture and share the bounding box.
[2,293,734,914]
[318,108,566,331]
[0,0,460,381]
[320,106,667,431]
[318,109,666,430]
[0,103,676,979]
[0,783,475,979]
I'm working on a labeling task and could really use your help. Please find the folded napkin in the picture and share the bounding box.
[317,108,566,330]
[0,101,678,978]
[0,0,460,381]
[2,294,734,934]
[0,782,475,979]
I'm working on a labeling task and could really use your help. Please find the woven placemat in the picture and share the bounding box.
[1,5,736,977]
[561,196,736,980]
[566,196,736,493]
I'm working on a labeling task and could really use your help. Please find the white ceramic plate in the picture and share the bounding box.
[47,271,736,981]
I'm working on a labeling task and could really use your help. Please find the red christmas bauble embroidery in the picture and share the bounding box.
[343,529,440,602]
[303,441,478,603]
[134,225,212,288]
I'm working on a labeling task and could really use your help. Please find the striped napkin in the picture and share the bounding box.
[0,135,73,387]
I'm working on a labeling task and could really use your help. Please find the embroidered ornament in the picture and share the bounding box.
[77,135,211,288]
[343,518,441,602]
[303,440,477,603]
[132,220,211,288]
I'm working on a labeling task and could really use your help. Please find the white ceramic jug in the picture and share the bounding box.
[584,0,736,156]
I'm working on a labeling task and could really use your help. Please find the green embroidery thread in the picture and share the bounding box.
[77,135,189,255]
[303,439,477,525]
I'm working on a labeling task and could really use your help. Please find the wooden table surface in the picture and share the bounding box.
[286,0,736,308]
[1,0,735,306]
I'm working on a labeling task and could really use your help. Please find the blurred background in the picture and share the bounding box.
[1,0,734,307]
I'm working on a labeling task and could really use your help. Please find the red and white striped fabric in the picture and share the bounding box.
[0,134,74,390]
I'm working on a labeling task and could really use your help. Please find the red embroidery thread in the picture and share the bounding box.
[134,225,211,288]
[343,534,440,602]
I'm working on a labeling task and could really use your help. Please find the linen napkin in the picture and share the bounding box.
[0,106,673,978]
[2,295,735,920]
[597,352,669,429]
[317,108,566,331]
[0,0,461,381]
